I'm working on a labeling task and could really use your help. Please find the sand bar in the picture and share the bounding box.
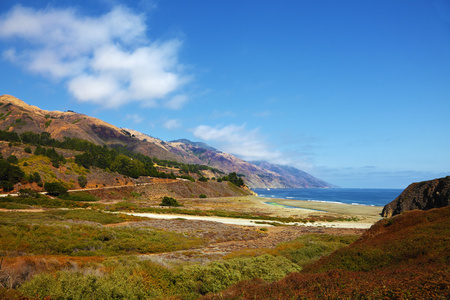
[123,212,375,229]
[262,198,383,218]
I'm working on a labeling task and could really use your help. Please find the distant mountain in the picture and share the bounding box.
[0,94,335,189]
[170,139,219,152]
[250,161,337,188]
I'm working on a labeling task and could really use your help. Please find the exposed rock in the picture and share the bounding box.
[381,176,450,217]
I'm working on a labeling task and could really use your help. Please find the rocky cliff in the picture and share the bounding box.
[381,176,450,217]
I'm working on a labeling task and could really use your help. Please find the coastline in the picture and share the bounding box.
[145,195,384,228]
[262,197,383,219]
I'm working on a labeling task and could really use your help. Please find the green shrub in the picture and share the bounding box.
[19,260,176,300]
[18,188,40,198]
[58,192,99,202]
[175,254,301,295]
[6,155,18,164]
[274,234,359,267]
[77,175,87,188]
[0,213,204,256]
[199,194,207,198]
[160,196,182,207]
[0,195,89,209]
[0,181,14,192]
[44,182,68,196]
[47,209,125,224]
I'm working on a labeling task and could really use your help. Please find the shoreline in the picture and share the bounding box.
[256,196,383,221]
[123,212,376,229]
[120,195,384,229]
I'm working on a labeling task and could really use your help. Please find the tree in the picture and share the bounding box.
[78,175,87,188]
[44,182,68,196]
[160,196,182,207]
[6,155,18,164]
[0,159,24,184]
[34,145,46,156]
[227,172,244,186]
[0,181,14,192]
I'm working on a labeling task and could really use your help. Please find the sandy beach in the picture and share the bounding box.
[123,195,384,229]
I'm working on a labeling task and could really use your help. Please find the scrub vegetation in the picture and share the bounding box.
[205,207,450,299]
[0,201,362,299]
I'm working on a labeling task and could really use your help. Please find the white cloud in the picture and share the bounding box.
[193,124,281,161]
[164,119,181,130]
[0,5,189,109]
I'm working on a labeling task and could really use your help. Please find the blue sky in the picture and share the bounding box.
[0,0,449,188]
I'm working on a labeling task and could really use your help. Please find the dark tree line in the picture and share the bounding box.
[0,130,225,181]
[0,155,24,191]
[220,172,245,187]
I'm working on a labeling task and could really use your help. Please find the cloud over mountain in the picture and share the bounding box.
[0,5,189,109]
[193,124,281,162]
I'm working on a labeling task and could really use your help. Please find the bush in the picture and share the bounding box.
[0,213,204,256]
[6,155,18,164]
[18,189,40,198]
[175,254,301,295]
[44,182,68,196]
[199,194,207,198]
[58,192,99,202]
[77,175,87,188]
[0,181,14,192]
[160,196,182,207]
[19,261,175,299]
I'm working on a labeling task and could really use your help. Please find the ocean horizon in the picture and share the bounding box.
[252,188,404,207]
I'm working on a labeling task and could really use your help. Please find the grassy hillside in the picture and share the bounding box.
[206,207,450,299]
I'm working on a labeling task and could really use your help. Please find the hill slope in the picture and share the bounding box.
[128,129,333,188]
[0,94,333,189]
[209,206,450,299]
[250,161,336,188]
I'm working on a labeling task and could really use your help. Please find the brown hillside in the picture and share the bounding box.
[0,94,334,189]
[0,95,179,161]
[206,206,450,299]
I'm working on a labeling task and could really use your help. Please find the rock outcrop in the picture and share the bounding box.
[382,176,450,217]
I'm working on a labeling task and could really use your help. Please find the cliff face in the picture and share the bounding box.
[381,176,450,217]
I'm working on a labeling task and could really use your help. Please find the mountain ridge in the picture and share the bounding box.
[0,94,334,189]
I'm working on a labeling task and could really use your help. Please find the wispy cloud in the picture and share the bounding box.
[164,119,181,130]
[125,113,144,124]
[192,124,281,161]
[0,5,189,109]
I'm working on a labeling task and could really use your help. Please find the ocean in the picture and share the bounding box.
[252,188,404,207]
